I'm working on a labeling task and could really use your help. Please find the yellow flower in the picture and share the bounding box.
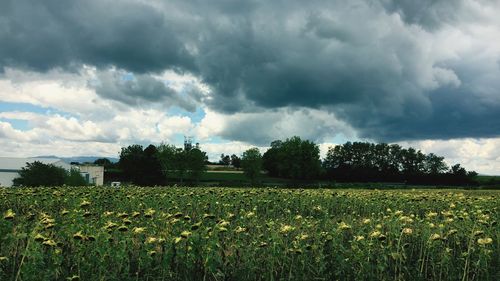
[280,225,295,234]
[145,237,158,244]
[426,212,438,219]
[362,218,371,224]
[355,235,365,241]
[477,238,493,245]
[402,228,413,235]
[180,231,192,238]
[217,226,228,232]
[297,233,309,240]
[42,239,57,247]
[66,275,80,281]
[104,221,118,230]
[370,230,382,238]
[80,200,91,208]
[34,234,46,242]
[133,227,146,234]
[246,212,256,218]
[338,222,351,231]
[117,225,128,232]
[430,233,441,241]
[191,222,202,231]
[218,220,230,227]
[73,231,84,240]
[144,208,155,218]
[235,226,247,233]
[3,209,15,220]
[473,230,484,236]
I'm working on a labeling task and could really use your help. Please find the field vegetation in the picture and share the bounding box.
[1,187,498,280]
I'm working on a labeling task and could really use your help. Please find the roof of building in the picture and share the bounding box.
[0,157,68,171]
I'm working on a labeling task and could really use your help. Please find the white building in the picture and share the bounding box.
[0,157,72,187]
[77,165,104,186]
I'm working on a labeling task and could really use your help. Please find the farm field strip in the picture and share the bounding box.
[1,187,498,281]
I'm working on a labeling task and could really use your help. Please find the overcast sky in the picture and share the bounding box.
[1,0,500,174]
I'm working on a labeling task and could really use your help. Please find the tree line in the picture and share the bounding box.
[13,161,87,187]
[12,136,477,187]
[109,136,477,186]
[323,142,477,184]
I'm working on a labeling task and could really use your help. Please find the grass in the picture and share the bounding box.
[1,187,498,281]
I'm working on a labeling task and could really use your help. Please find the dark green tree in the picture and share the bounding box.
[13,161,67,187]
[66,168,88,186]
[241,148,262,185]
[157,142,207,184]
[263,137,321,180]
[219,154,231,166]
[230,154,241,168]
[263,140,284,177]
[424,153,448,175]
[186,148,208,183]
[119,144,165,186]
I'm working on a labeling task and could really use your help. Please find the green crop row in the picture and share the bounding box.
[0,187,498,281]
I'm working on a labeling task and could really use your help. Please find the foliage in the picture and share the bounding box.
[156,143,208,184]
[0,187,497,281]
[65,168,88,186]
[230,154,241,169]
[13,162,88,187]
[93,158,117,170]
[241,148,262,185]
[13,161,68,187]
[119,144,165,186]
[219,154,231,166]
[185,148,208,183]
[323,142,476,184]
[263,136,321,180]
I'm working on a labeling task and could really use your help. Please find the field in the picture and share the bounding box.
[0,187,498,281]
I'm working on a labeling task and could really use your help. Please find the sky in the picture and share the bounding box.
[1,0,500,174]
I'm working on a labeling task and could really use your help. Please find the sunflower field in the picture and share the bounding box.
[0,187,498,281]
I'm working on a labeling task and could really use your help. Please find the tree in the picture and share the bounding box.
[141,144,165,186]
[230,154,241,169]
[119,144,165,186]
[13,161,86,187]
[424,153,448,175]
[241,148,262,185]
[262,137,321,180]
[94,158,115,169]
[157,142,207,184]
[156,143,179,178]
[186,148,208,183]
[219,154,231,166]
[450,164,467,177]
[263,140,284,177]
[66,168,88,186]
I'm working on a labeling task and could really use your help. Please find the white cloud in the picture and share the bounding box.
[399,138,500,175]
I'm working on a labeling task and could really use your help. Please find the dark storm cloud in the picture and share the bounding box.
[0,0,195,72]
[1,0,500,142]
[92,70,199,112]
[379,0,465,29]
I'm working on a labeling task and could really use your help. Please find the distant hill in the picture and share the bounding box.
[35,155,119,164]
